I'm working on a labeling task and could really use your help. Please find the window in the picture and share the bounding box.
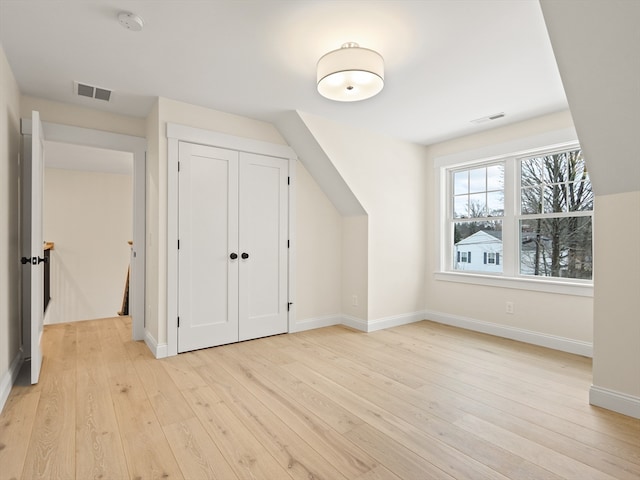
[444,144,593,283]
[451,163,504,274]
[518,149,593,279]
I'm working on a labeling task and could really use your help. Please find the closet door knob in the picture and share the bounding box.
[241,252,249,259]
[230,253,238,259]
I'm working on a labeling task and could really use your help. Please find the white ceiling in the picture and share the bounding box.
[0,0,567,145]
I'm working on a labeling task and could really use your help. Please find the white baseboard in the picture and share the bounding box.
[367,311,428,332]
[590,385,640,419]
[292,314,342,333]
[341,314,368,332]
[0,350,24,414]
[144,330,168,359]
[424,309,593,357]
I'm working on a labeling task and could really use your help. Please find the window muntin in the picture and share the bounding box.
[445,145,592,282]
[518,149,593,280]
[451,163,504,273]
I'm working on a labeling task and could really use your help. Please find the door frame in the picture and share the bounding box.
[21,119,146,340]
[167,123,297,357]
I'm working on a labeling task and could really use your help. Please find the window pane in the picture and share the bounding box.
[521,186,542,214]
[453,221,503,273]
[468,193,486,217]
[454,171,468,195]
[487,164,504,190]
[567,180,594,211]
[520,216,592,279]
[542,183,567,213]
[469,168,486,193]
[521,158,542,186]
[453,195,468,218]
[542,153,568,184]
[487,191,504,216]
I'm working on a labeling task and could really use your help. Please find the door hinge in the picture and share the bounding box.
[287,176,290,185]
[178,239,180,249]
[178,161,181,172]
[287,302,293,312]
[287,240,290,248]
[177,316,180,327]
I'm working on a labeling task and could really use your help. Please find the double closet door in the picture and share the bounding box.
[178,142,289,353]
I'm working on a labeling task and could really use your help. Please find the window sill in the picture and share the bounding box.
[434,271,593,297]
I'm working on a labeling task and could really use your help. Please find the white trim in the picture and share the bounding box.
[292,314,342,333]
[144,330,168,359]
[434,271,593,297]
[167,123,296,159]
[287,159,297,335]
[367,311,428,332]
[589,385,640,419]
[21,119,147,342]
[167,137,179,357]
[166,123,298,357]
[342,315,369,332]
[425,309,593,357]
[434,128,578,168]
[0,350,24,413]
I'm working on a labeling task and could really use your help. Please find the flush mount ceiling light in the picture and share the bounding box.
[317,42,384,102]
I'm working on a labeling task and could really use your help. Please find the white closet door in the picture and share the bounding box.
[238,152,289,341]
[178,143,239,352]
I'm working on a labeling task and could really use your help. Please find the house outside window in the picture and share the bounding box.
[445,144,593,283]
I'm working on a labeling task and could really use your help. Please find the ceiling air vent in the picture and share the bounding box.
[471,112,505,124]
[74,81,112,102]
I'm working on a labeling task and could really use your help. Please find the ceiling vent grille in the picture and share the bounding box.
[74,81,112,102]
[471,112,505,124]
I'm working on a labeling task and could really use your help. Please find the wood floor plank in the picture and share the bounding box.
[3,317,639,480]
[0,388,41,479]
[162,417,239,480]
[212,343,376,475]
[75,386,129,480]
[21,370,76,480]
[182,385,294,480]
[196,356,354,480]
[106,359,184,479]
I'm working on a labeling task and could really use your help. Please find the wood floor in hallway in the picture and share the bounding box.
[1,316,639,479]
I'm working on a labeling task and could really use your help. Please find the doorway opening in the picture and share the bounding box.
[43,141,134,324]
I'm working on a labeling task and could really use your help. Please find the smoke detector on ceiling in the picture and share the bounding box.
[74,81,112,102]
[118,11,144,31]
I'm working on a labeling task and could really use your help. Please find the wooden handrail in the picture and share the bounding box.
[44,241,54,251]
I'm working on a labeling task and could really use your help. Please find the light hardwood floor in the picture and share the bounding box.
[1,317,639,479]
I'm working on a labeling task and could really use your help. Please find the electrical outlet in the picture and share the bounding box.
[506,301,514,314]
[352,295,358,306]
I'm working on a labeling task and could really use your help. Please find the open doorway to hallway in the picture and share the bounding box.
[43,141,133,324]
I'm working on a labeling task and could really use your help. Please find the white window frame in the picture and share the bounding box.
[434,128,593,297]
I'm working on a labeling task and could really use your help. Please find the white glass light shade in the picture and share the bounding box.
[317,43,384,102]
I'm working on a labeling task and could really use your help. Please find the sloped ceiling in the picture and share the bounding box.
[540,0,640,195]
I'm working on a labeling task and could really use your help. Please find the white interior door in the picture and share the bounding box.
[21,111,45,384]
[178,143,239,352]
[238,153,289,341]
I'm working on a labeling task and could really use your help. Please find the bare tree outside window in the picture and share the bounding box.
[519,149,593,279]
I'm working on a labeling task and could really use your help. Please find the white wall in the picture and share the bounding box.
[0,42,22,410]
[341,215,368,320]
[295,163,342,325]
[44,168,132,323]
[296,112,429,323]
[592,192,640,398]
[424,111,593,348]
[541,0,640,417]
